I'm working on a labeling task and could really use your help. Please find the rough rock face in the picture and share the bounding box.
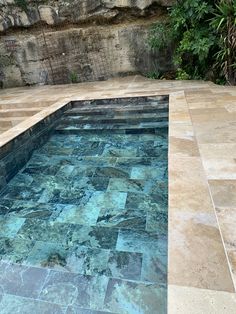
[0,0,175,87]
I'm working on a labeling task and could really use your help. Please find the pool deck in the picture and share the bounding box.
[0,75,236,313]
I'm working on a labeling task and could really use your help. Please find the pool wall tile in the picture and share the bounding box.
[0,294,66,314]
[0,101,73,192]
[0,261,49,299]
[103,278,167,314]
[0,95,169,312]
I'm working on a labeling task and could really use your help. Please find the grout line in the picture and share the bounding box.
[185,90,236,293]
[205,180,236,291]
[36,266,51,299]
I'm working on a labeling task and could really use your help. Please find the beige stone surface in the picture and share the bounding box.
[168,156,234,292]
[193,121,236,144]
[202,158,236,180]
[199,143,236,159]
[209,180,236,208]
[0,0,175,87]
[0,76,236,312]
[227,250,236,287]
[0,100,54,134]
[169,136,199,157]
[216,207,236,234]
[169,208,234,291]
[169,285,236,314]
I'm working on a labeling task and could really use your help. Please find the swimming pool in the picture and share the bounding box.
[0,96,168,313]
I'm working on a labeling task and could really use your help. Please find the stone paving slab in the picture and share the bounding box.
[0,75,236,313]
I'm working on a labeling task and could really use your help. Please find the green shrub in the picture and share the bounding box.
[148,0,236,85]
[69,71,78,84]
[210,0,236,84]
[14,0,28,12]
[148,20,174,50]
[176,68,190,80]
[146,71,163,79]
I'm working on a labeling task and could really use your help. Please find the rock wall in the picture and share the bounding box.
[0,0,175,87]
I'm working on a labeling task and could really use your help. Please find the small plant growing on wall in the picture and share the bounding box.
[69,71,79,84]
[0,67,4,89]
[14,0,28,12]
[146,71,163,80]
[0,55,15,89]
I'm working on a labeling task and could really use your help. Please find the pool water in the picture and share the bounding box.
[0,97,168,313]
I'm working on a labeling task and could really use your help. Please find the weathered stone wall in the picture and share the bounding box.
[0,0,175,87]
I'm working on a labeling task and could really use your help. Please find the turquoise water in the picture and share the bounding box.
[0,97,168,313]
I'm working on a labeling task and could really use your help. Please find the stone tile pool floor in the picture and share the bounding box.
[0,98,168,313]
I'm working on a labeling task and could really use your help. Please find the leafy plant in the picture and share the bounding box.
[146,71,163,79]
[69,71,78,84]
[0,55,14,67]
[176,68,190,80]
[14,0,28,12]
[148,20,174,50]
[210,0,236,84]
[148,0,236,85]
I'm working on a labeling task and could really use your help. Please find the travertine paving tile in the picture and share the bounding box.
[169,123,194,139]
[209,180,236,208]
[169,137,199,157]
[169,112,192,123]
[190,107,228,115]
[227,250,236,287]
[169,156,235,291]
[193,121,236,143]
[169,285,236,314]
[216,208,236,249]
[0,101,53,109]
[0,108,43,116]
[202,158,236,179]
[190,110,236,123]
[169,156,210,193]
[225,103,236,112]
[215,207,236,287]
[169,188,214,213]
[187,101,218,109]
[199,143,236,159]
[168,208,234,292]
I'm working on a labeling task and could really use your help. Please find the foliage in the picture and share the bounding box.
[0,55,14,67]
[14,0,28,12]
[69,71,78,84]
[210,0,236,84]
[148,20,174,50]
[148,0,236,85]
[175,68,190,80]
[146,71,163,79]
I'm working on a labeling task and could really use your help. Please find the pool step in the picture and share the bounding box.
[28,153,168,168]
[0,107,44,118]
[67,103,168,116]
[0,117,26,128]
[55,121,168,134]
[60,112,168,125]
[72,97,168,109]
[57,96,169,135]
